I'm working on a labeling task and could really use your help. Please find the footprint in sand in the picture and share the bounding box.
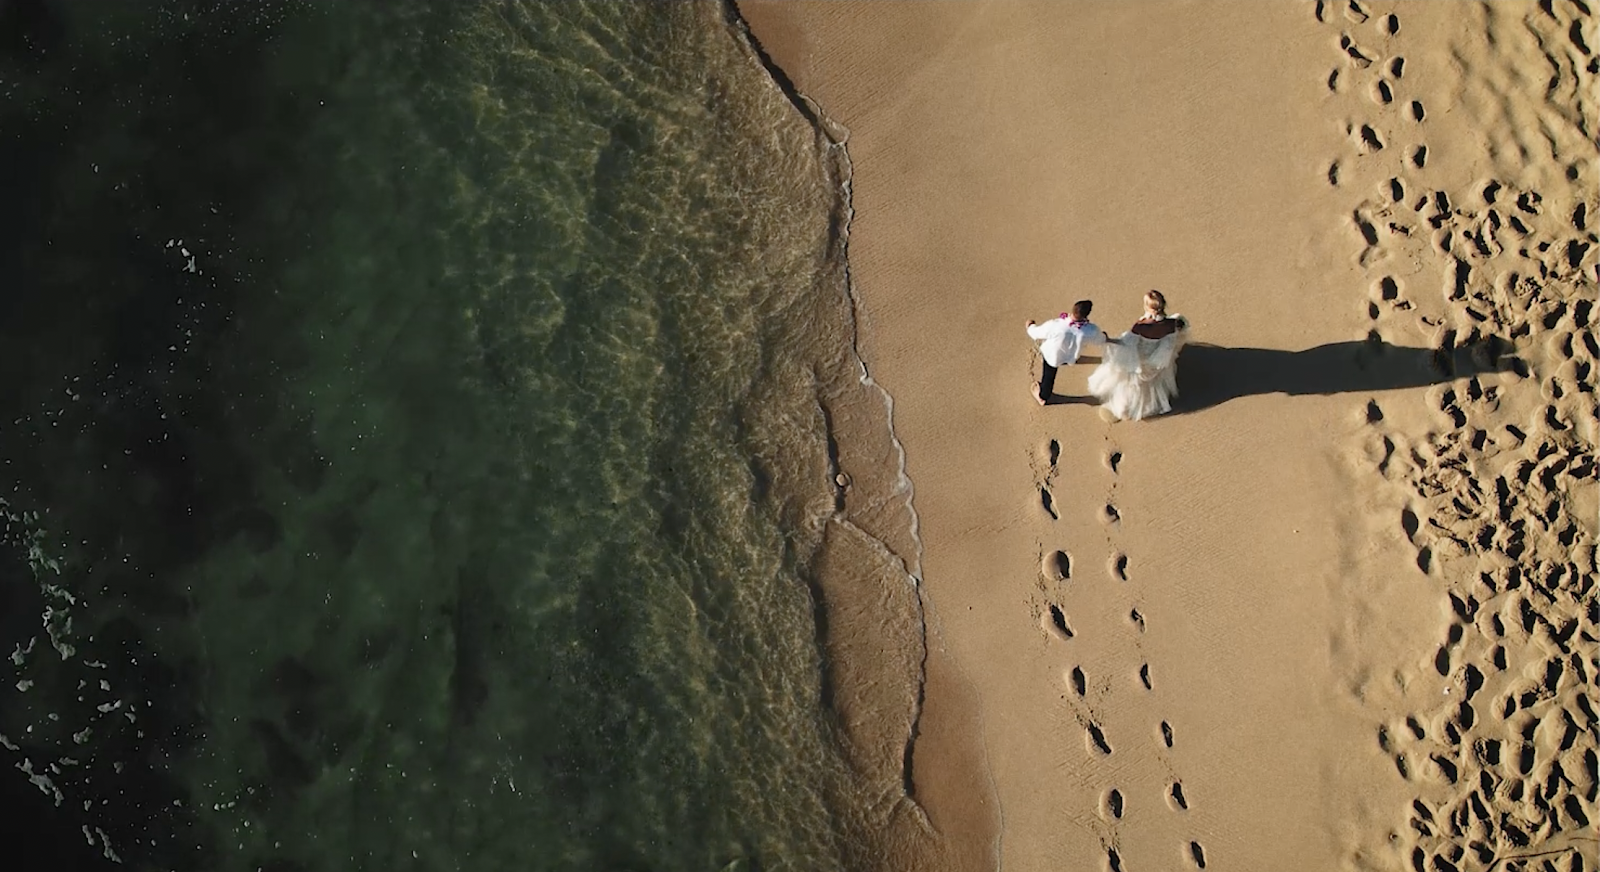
[1161,720,1174,748]
[1106,449,1122,474]
[1168,780,1190,811]
[1411,144,1428,169]
[1429,752,1459,784]
[1103,503,1121,524]
[1087,722,1113,756]
[1044,604,1075,641]
[1314,0,1356,23]
[1139,663,1153,691]
[1106,847,1124,872]
[1102,787,1124,820]
[1044,549,1072,581]
[1189,841,1209,869]
[1400,506,1419,541]
[1410,99,1425,121]
[1339,34,1374,67]
[1069,666,1087,698]
[1110,553,1130,581]
[1404,714,1426,740]
[1354,211,1380,249]
[1129,608,1145,632]
[1037,439,1060,518]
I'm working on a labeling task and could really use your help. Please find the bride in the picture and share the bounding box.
[1088,290,1190,421]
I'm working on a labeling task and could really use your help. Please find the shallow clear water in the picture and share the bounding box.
[0,3,917,870]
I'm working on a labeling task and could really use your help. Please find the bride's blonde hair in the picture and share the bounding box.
[1144,289,1167,317]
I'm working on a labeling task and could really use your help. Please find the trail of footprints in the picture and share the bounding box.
[1320,1,1599,869]
[1035,441,1207,870]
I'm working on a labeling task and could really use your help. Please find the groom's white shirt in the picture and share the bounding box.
[1028,318,1104,366]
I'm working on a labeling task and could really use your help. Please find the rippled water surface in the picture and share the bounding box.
[0,3,909,869]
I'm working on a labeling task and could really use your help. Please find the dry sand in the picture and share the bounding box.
[739,1,1597,870]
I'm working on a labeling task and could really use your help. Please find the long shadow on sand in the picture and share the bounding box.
[1172,337,1519,414]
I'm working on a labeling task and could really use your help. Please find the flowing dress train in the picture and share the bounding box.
[1087,319,1189,421]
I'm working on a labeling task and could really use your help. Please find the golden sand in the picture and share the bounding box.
[739,2,1597,869]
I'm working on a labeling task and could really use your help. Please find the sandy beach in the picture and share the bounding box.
[739,2,1598,870]
[0,2,1589,869]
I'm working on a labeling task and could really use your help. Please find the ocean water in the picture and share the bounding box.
[0,3,924,870]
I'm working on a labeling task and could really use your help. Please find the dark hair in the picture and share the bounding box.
[1071,300,1093,320]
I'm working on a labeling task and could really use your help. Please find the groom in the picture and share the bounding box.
[1025,300,1104,405]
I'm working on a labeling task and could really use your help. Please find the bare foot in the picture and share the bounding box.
[1033,385,1048,406]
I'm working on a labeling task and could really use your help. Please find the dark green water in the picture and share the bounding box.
[0,3,921,870]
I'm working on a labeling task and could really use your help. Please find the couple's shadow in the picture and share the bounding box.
[1053,336,1519,411]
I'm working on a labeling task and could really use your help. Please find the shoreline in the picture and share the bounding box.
[727,4,1001,868]
[1,4,978,869]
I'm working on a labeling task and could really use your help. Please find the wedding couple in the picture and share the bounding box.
[1025,289,1189,420]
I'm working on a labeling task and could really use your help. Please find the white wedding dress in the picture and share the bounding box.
[1087,316,1190,421]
